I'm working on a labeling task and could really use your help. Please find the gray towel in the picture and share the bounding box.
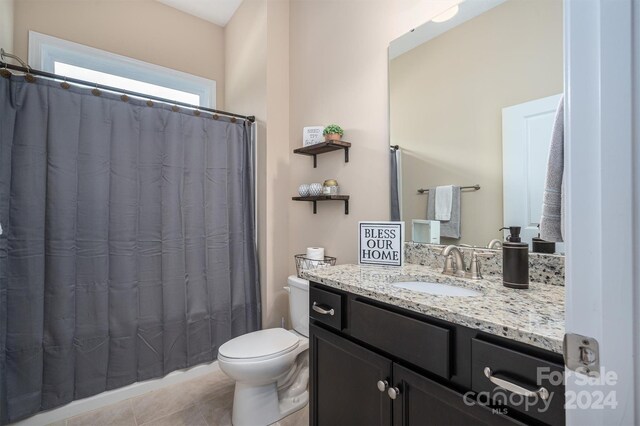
[427,186,461,239]
[540,96,564,242]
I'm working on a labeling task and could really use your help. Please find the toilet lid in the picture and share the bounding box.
[218,328,299,360]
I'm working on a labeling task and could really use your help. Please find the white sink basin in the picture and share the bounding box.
[392,281,481,297]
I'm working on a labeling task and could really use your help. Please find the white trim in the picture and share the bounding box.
[564,0,638,424]
[28,31,216,108]
[12,361,221,426]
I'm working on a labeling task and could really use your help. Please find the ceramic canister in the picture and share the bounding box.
[323,179,339,195]
[298,184,310,197]
[309,183,323,196]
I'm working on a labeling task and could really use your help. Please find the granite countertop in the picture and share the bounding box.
[302,263,565,354]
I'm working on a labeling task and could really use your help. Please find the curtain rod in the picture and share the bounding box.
[0,60,256,123]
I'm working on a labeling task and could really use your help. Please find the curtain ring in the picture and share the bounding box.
[212,114,219,120]
[60,76,70,90]
[230,117,236,123]
[146,100,154,107]
[172,105,179,112]
[121,94,129,102]
[194,109,201,116]
[0,62,11,79]
[91,82,101,96]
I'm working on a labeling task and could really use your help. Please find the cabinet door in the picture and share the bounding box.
[391,364,521,426]
[310,323,393,426]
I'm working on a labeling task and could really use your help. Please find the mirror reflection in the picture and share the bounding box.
[389,0,564,252]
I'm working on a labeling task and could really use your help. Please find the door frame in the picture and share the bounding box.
[564,0,638,424]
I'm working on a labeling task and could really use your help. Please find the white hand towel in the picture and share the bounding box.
[435,185,453,221]
[427,187,461,239]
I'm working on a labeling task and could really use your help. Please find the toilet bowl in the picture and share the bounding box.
[218,275,309,426]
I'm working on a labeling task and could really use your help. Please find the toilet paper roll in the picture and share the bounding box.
[306,247,325,261]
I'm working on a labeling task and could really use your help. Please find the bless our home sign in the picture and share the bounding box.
[359,221,405,267]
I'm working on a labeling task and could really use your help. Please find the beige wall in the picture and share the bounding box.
[264,0,291,327]
[225,0,291,329]
[288,0,394,269]
[7,0,545,328]
[224,0,269,323]
[390,0,563,246]
[0,0,14,53]
[13,0,226,107]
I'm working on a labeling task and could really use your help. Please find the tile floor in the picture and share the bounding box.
[47,369,309,426]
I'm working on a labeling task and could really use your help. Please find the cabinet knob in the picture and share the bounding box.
[387,386,401,400]
[376,380,389,392]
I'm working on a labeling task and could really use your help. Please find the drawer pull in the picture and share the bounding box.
[484,367,550,400]
[377,380,389,392]
[312,302,335,316]
[388,386,401,400]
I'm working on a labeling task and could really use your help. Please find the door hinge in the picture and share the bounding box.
[563,333,600,377]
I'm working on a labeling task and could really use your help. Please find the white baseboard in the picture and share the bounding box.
[12,361,221,426]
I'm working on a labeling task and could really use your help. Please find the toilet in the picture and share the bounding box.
[218,275,309,426]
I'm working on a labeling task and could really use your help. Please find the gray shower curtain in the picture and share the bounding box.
[0,76,260,424]
[390,147,401,221]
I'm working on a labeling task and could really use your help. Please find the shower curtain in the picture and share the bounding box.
[0,76,260,424]
[390,147,401,221]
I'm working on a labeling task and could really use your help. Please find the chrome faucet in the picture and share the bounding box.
[440,245,467,277]
[487,239,503,249]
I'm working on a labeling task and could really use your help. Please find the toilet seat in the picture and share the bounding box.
[218,328,300,362]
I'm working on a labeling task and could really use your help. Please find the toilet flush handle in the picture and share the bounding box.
[284,286,291,293]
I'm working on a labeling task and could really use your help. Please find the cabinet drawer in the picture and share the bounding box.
[471,339,565,425]
[309,285,343,330]
[350,299,450,378]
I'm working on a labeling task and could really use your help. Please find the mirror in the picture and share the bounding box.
[389,0,563,251]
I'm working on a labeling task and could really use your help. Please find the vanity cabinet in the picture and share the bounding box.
[309,282,565,426]
[310,324,392,426]
[391,364,521,426]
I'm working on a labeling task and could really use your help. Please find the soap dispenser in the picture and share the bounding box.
[499,226,529,289]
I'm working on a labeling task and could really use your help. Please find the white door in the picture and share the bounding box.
[564,0,638,424]
[502,94,564,251]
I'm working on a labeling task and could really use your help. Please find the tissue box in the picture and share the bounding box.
[303,126,325,146]
[412,220,440,244]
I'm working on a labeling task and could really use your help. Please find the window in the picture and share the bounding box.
[28,31,216,108]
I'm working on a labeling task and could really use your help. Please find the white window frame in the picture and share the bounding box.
[28,31,216,108]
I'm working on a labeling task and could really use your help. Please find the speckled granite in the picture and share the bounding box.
[405,242,565,286]
[302,263,565,354]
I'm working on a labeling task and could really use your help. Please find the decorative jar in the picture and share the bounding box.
[298,184,310,197]
[309,183,323,197]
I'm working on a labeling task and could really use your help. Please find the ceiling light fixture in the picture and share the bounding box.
[431,4,460,23]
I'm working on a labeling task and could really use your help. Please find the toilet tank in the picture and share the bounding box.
[287,275,309,337]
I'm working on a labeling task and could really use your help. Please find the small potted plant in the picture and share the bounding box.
[323,124,344,141]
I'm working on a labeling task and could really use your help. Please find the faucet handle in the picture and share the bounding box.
[465,251,492,280]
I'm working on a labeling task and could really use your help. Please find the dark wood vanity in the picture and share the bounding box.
[309,282,565,426]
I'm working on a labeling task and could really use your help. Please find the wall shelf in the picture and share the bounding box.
[293,140,351,168]
[292,195,350,214]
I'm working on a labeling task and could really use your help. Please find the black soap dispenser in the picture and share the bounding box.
[500,226,529,289]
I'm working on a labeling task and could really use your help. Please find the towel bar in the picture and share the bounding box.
[417,184,480,194]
